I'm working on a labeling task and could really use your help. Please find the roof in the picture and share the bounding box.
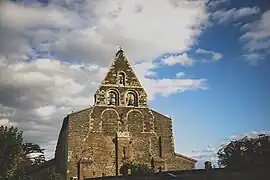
[67,106,92,116]
[175,152,197,163]
[25,158,56,174]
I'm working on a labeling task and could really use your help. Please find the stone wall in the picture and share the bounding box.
[64,107,196,180]
[55,117,69,180]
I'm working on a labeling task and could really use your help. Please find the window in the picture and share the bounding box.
[159,137,162,158]
[126,91,138,106]
[123,147,127,159]
[107,90,119,106]
[93,172,95,177]
[118,72,125,86]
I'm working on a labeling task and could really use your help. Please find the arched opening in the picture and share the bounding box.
[125,91,138,107]
[118,72,125,86]
[107,90,119,106]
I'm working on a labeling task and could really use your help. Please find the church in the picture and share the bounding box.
[53,48,196,179]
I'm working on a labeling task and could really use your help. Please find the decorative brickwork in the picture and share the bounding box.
[55,48,196,180]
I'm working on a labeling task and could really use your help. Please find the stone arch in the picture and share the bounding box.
[106,89,120,106]
[101,109,120,133]
[101,108,120,120]
[126,109,144,133]
[143,110,155,132]
[125,90,139,107]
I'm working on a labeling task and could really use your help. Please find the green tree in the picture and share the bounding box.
[0,125,47,180]
[23,142,46,165]
[45,167,61,180]
[217,134,270,170]
[0,125,24,179]
[120,161,153,176]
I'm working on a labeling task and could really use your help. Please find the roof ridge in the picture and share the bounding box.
[175,152,197,162]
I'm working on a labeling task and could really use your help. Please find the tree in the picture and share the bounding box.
[120,161,153,176]
[45,167,61,180]
[0,125,24,179]
[217,134,270,170]
[0,125,47,180]
[23,142,46,165]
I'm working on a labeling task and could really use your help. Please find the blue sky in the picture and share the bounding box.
[0,0,269,169]
[149,0,270,167]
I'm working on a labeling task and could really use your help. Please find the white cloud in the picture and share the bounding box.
[207,0,228,9]
[239,10,270,65]
[0,0,209,159]
[242,53,265,66]
[146,78,207,98]
[0,118,18,127]
[212,6,261,24]
[162,53,194,67]
[176,72,186,78]
[34,106,57,119]
[196,48,223,61]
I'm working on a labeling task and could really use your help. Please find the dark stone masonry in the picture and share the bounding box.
[53,48,196,180]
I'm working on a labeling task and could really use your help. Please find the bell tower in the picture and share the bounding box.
[94,47,148,108]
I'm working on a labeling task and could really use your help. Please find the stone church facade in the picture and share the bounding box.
[54,48,196,180]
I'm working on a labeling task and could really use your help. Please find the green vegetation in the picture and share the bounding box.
[0,125,60,180]
[120,161,153,176]
[217,134,270,170]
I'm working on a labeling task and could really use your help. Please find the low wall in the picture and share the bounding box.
[84,168,270,180]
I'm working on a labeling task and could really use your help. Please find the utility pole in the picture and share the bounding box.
[77,158,81,180]
[115,132,119,177]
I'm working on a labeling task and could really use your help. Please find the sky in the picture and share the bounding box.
[0,0,269,169]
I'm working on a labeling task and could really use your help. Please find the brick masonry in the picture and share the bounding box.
[54,49,197,180]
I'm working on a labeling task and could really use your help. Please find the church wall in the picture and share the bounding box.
[65,106,196,179]
[55,117,69,180]
[173,155,196,170]
[66,108,92,179]
[151,110,175,169]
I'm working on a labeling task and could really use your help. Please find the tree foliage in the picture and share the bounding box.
[120,161,153,176]
[45,167,61,180]
[0,125,24,179]
[0,125,49,180]
[23,142,46,165]
[217,134,270,170]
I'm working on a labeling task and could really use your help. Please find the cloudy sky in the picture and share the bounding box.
[0,0,269,169]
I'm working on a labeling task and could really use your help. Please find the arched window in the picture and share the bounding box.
[126,91,138,107]
[107,90,119,106]
[118,72,125,86]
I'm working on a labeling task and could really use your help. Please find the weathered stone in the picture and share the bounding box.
[55,48,196,180]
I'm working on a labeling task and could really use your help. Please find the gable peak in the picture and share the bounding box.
[115,46,125,59]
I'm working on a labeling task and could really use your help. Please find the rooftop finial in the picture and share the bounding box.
[116,46,124,57]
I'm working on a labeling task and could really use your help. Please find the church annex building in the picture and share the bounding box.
[27,48,197,180]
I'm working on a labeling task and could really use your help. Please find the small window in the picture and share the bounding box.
[123,146,127,159]
[102,173,105,177]
[118,72,125,86]
[93,172,95,176]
